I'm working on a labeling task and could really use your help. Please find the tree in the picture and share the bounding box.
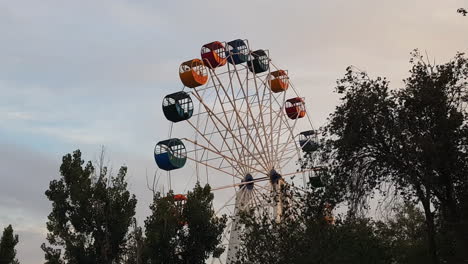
[0,225,19,264]
[378,202,430,264]
[144,183,226,264]
[42,149,137,264]
[324,51,468,263]
[457,8,467,16]
[233,186,392,264]
[122,219,143,264]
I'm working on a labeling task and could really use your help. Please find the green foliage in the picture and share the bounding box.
[379,202,430,264]
[42,150,137,264]
[143,183,227,264]
[458,8,467,16]
[0,225,19,264]
[234,185,437,264]
[122,220,143,264]
[325,51,468,263]
[233,187,393,264]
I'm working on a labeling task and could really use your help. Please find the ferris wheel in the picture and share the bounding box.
[154,39,319,263]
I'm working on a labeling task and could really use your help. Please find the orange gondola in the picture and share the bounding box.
[201,41,227,69]
[179,59,208,88]
[324,203,335,224]
[269,70,289,93]
[285,97,306,119]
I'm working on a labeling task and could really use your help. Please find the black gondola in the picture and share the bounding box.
[299,130,319,153]
[247,49,269,74]
[162,91,194,123]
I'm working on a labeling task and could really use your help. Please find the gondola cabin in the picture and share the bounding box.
[299,130,319,153]
[163,194,187,226]
[154,138,187,171]
[174,194,188,226]
[226,39,249,65]
[162,91,194,123]
[247,49,269,74]
[309,167,327,188]
[285,97,306,119]
[201,41,227,69]
[174,194,187,202]
[179,59,208,88]
[269,70,289,93]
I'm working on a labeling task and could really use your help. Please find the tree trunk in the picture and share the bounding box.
[421,197,439,264]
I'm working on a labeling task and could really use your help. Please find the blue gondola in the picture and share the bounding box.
[247,49,269,74]
[154,138,187,171]
[226,39,249,65]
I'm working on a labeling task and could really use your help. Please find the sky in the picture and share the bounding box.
[0,0,467,263]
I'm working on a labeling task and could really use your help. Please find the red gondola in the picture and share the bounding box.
[201,41,227,69]
[285,97,306,119]
[174,194,187,201]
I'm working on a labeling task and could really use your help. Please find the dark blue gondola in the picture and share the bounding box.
[162,91,193,123]
[226,39,249,65]
[154,138,187,171]
[247,49,269,74]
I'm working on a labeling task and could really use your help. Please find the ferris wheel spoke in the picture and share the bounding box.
[270,93,302,169]
[183,138,267,177]
[209,77,249,171]
[278,147,301,169]
[215,192,238,215]
[187,118,248,176]
[208,69,272,171]
[227,63,275,169]
[191,89,269,173]
[207,72,256,170]
[184,155,242,180]
[226,67,254,169]
[249,70,275,169]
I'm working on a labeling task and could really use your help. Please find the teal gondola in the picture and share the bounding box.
[162,91,194,123]
[247,49,269,74]
[154,138,187,171]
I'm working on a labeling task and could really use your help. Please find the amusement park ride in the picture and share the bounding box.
[153,39,323,263]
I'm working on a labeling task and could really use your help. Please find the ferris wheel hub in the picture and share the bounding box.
[241,174,254,190]
[269,169,282,184]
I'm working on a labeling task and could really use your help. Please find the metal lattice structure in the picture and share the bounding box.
[154,39,318,263]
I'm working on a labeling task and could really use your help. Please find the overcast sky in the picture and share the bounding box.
[0,0,467,263]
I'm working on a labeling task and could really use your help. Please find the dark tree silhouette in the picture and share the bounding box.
[0,225,19,264]
[144,183,226,264]
[325,51,468,263]
[457,8,467,16]
[42,150,137,264]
